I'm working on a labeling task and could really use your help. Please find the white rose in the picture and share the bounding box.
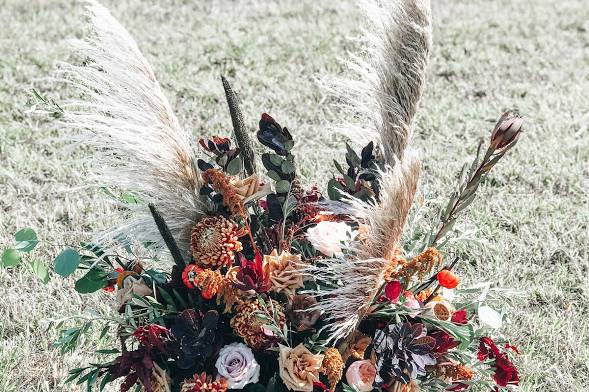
[215,342,260,389]
[306,221,354,257]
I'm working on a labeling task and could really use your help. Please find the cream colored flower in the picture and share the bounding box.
[116,275,152,306]
[278,344,324,392]
[345,360,376,392]
[264,250,306,298]
[306,221,354,257]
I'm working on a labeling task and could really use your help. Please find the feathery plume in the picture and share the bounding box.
[50,1,205,255]
[330,0,431,164]
[221,76,257,176]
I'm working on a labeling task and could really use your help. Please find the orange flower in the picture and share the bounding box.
[437,269,460,289]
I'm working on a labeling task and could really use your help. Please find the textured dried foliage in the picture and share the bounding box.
[309,0,431,344]
[48,0,205,256]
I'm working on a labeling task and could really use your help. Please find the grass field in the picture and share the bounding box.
[1,0,588,391]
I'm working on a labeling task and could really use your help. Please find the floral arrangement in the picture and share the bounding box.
[2,1,525,391]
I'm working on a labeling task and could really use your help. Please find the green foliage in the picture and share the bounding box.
[14,228,38,252]
[1,249,21,267]
[75,268,108,293]
[54,248,82,277]
[29,260,50,283]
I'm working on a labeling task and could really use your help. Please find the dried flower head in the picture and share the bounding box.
[490,112,523,151]
[343,332,372,362]
[230,298,285,350]
[191,216,244,268]
[229,174,272,204]
[387,247,441,283]
[264,249,306,298]
[435,363,474,381]
[321,348,344,392]
[286,294,321,332]
[202,169,245,215]
[180,373,228,392]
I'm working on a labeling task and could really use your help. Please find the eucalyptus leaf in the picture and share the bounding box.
[54,248,81,277]
[226,157,243,175]
[1,249,21,267]
[275,180,291,194]
[29,260,50,284]
[75,268,108,293]
[14,228,38,252]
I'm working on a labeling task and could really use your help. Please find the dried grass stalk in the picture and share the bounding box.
[49,0,206,255]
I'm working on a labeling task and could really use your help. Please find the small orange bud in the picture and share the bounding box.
[437,269,460,289]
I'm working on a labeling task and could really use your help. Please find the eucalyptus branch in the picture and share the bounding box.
[428,112,523,249]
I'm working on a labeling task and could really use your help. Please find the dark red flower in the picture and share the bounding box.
[478,337,499,361]
[384,280,402,303]
[132,324,172,354]
[493,353,519,387]
[234,251,270,294]
[430,330,460,356]
[478,337,519,387]
[313,381,328,391]
[505,343,520,354]
[451,309,468,325]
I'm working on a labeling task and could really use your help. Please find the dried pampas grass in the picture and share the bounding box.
[49,0,206,256]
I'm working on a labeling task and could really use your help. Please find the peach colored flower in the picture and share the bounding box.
[278,344,324,391]
[345,360,376,392]
[264,250,306,298]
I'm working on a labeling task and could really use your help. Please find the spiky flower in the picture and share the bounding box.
[191,216,244,268]
[264,249,306,298]
[373,322,436,385]
[322,348,344,392]
[230,298,285,350]
[180,373,228,392]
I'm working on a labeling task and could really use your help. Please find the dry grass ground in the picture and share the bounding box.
[1,0,588,391]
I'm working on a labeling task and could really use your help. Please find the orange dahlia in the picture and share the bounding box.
[181,264,224,299]
[191,216,244,268]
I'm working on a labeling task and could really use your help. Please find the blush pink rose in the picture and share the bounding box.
[345,360,376,392]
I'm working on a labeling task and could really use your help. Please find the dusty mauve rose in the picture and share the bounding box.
[215,342,260,389]
[278,344,324,391]
[286,294,321,331]
[345,360,376,392]
[306,221,354,257]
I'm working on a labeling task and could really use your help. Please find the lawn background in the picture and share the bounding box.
[1,0,588,391]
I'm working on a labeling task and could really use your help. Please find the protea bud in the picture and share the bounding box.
[490,112,523,150]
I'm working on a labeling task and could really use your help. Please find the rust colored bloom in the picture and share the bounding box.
[230,298,285,350]
[182,264,223,299]
[490,112,523,151]
[436,363,474,381]
[385,247,441,283]
[437,269,460,289]
[191,216,244,269]
[180,372,228,392]
[321,348,344,392]
[202,169,245,215]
